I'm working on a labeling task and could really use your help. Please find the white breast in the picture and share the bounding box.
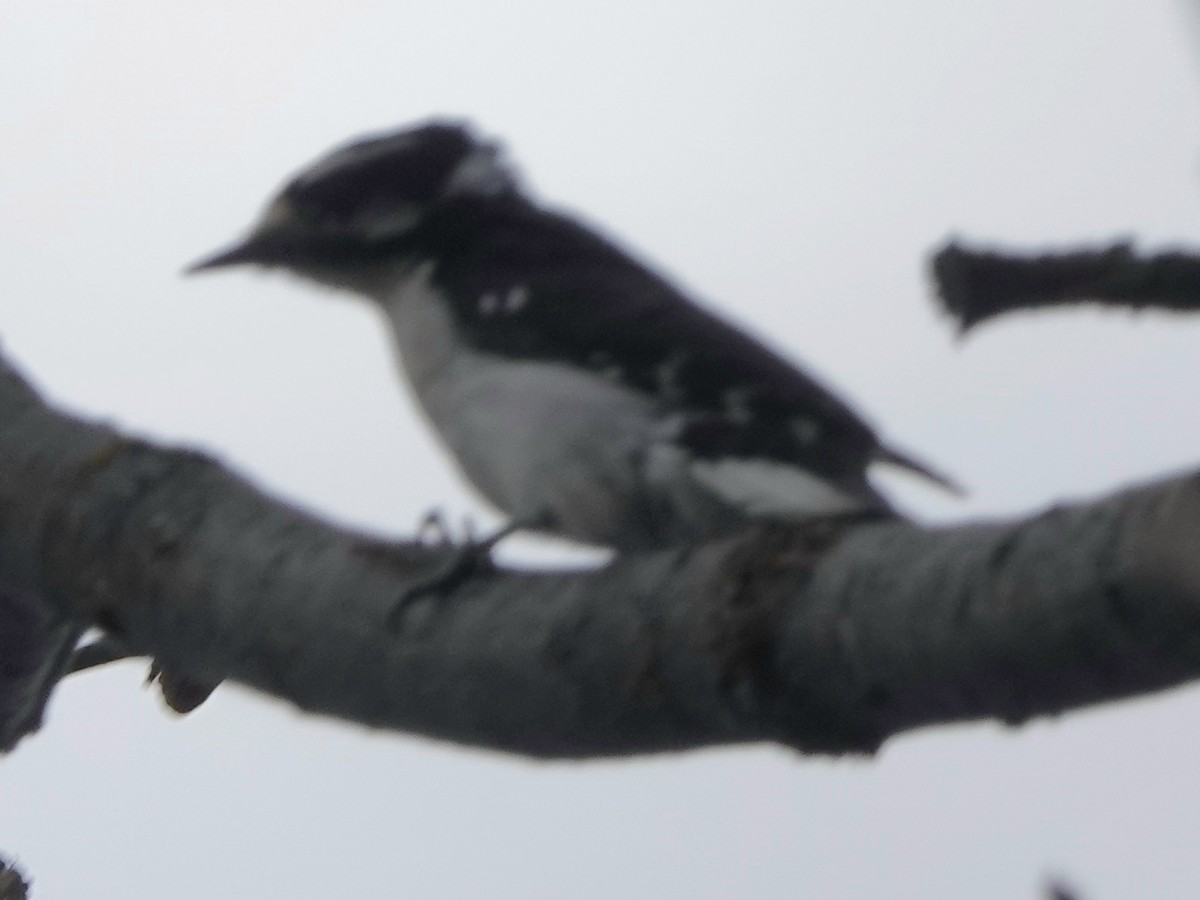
[378,263,660,545]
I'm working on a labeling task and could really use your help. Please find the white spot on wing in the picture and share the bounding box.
[723,388,753,424]
[655,351,689,402]
[791,417,822,446]
[587,350,624,382]
[690,458,868,517]
[478,292,500,316]
[505,285,529,312]
[652,413,687,441]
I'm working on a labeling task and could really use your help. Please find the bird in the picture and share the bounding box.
[188,120,957,559]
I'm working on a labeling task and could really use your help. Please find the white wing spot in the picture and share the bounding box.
[478,292,500,316]
[723,388,753,425]
[582,351,626,385]
[505,285,529,312]
[655,351,689,401]
[791,417,822,446]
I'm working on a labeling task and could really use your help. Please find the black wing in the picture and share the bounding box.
[417,199,885,484]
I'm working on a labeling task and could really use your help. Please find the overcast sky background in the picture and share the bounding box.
[4,3,1200,898]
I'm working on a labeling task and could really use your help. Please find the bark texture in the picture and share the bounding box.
[3,350,1200,758]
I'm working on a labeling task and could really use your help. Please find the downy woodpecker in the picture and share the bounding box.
[189,121,956,553]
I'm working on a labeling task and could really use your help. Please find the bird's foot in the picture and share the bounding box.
[413,508,456,547]
[386,517,533,630]
[385,544,492,630]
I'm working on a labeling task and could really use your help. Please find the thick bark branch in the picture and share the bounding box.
[0,856,31,900]
[2,349,1200,758]
[931,239,1200,332]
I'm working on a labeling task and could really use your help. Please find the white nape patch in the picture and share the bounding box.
[444,145,517,197]
[690,457,866,517]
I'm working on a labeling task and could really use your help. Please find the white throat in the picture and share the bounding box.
[373,260,465,391]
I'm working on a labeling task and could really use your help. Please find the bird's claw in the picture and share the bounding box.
[386,516,539,630]
[386,541,496,630]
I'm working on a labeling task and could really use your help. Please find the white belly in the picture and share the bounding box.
[425,353,663,539]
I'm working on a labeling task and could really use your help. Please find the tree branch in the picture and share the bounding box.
[3,347,1200,758]
[930,239,1200,332]
[0,855,31,900]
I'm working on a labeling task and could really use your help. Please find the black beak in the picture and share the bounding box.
[184,240,260,274]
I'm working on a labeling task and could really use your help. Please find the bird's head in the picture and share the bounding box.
[186,120,519,283]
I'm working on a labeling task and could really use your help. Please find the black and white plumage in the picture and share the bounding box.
[189,121,957,551]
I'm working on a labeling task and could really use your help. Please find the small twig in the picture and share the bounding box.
[0,856,30,900]
[931,239,1200,332]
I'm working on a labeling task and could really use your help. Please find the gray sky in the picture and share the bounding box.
[4,2,1200,897]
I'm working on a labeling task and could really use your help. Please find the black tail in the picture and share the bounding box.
[875,444,964,496]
